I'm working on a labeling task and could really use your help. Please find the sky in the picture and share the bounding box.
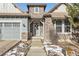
[16,3,57,12]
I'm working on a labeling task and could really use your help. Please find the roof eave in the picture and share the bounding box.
[0,13,30,17]
[48,3,66,13]
[12,3,25,13]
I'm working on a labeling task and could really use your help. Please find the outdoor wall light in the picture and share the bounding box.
[23,24,26,27]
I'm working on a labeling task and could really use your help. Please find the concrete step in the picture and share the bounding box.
[31,43,42,45]
[27,53,46,56]
[28,50,45,53]
[30,47,44,49]
[32,39,41,41]
[32,37,42,39]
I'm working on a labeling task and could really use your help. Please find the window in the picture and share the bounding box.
[54,20,71,33]
[13,23,20,27]
[34,7,39,12]
[4,22,12,27]
[56,20,62,32]
[64,20,70,32]
[4,22,20,28]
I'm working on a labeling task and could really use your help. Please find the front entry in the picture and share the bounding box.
[30,21,43,37]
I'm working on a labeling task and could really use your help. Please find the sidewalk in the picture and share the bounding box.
[27,38,46,56]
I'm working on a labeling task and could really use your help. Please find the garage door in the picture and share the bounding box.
[0,22,20,40]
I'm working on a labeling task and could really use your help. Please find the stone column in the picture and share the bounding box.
[44,14,58,45]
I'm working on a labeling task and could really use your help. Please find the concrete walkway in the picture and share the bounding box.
[27,38,46,56]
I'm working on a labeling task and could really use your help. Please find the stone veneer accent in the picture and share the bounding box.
[44,15,58,45]
[21,32,28,40]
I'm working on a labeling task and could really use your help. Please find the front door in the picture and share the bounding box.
[33,23,40,36]
[32,22,43,37]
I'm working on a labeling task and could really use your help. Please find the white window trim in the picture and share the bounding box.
[34,7,39,13]
[62,20,64,34]
[54,20,72,34]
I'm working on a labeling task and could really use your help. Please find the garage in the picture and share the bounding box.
[0,22,20,40]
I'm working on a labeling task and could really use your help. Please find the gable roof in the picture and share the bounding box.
[50,12,68,19]
[43,3,69,19]
[48,3,66,13]
[12,3,25,13]
[0,3,25,13]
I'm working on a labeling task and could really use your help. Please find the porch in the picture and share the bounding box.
[29,18,44,39]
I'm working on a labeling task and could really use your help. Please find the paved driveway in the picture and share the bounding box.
[0,40,20,56]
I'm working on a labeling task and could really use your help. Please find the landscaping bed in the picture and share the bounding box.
[3,40,31,56]
[43,39,79,56]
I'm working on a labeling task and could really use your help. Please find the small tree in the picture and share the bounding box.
[66,3,79,42]
[66,3,79,27]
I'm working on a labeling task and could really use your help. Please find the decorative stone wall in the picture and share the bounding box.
[4,41,31,56]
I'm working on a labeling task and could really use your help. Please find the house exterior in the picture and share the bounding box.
[0,3,73,44]
[0,3,29,40]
